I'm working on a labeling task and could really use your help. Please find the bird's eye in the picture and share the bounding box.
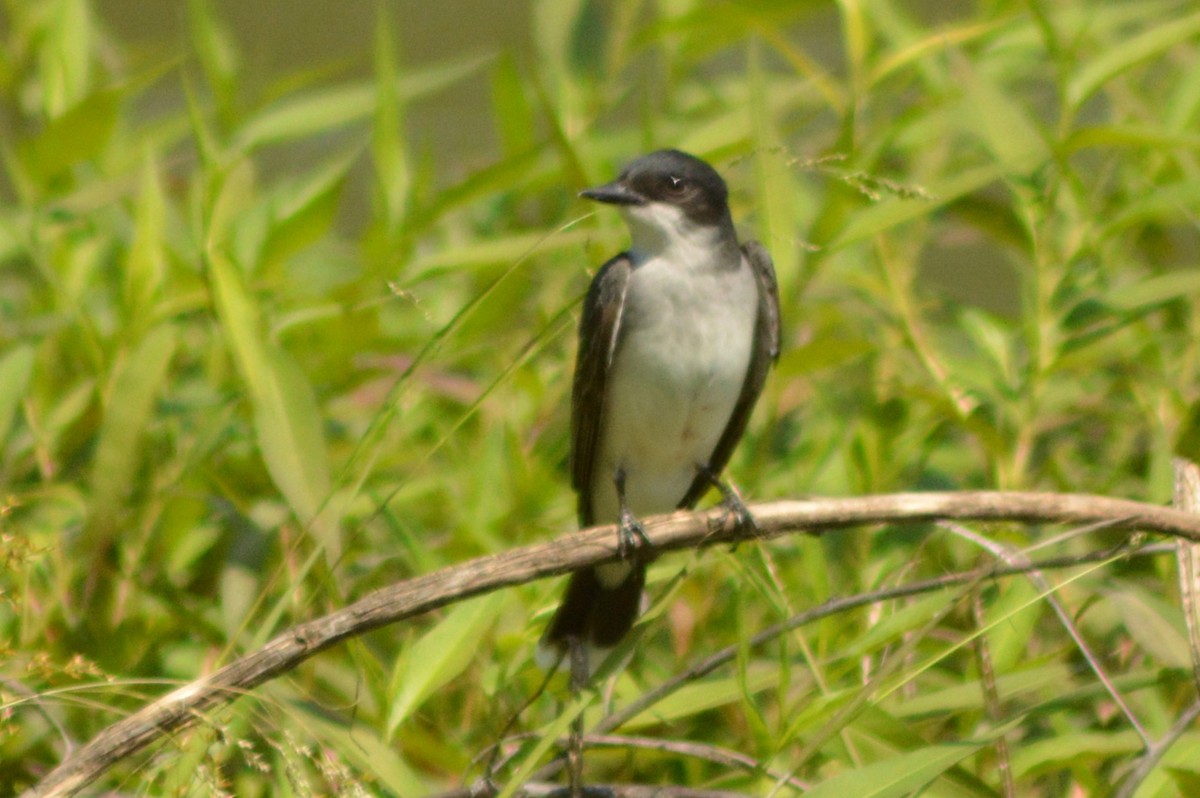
[665,175,687,194]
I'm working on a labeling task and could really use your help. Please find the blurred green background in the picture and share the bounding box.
[4,0,1200,795]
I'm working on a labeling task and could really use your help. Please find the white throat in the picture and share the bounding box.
[621,202,728,267]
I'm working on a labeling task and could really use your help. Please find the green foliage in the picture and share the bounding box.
[2,0,1200,795]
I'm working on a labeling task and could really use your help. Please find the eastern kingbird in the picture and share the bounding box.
[542,149,781,656]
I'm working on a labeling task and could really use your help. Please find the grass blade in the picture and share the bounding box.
[207,248,337,557]
[84,325,177,554]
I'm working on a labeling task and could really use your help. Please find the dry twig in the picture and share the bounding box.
[24,490,1200,798]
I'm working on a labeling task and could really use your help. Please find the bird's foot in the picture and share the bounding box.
[696,464,758,541]
[717,480,759,537]
[617,506,651,559]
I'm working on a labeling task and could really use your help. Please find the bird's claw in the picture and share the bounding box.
[617,508,650,559]
[701,472,758,549]
[720,485,758,535]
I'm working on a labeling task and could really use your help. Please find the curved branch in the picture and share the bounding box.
[25,491,1200,797]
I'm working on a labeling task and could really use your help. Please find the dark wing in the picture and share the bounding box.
[571,254,634,526]
[678,240,781,508]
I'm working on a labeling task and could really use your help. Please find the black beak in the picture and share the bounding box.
[579,180,646,206]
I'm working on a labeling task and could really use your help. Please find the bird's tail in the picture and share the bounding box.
[540,564,645,657]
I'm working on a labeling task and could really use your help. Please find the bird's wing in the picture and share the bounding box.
[679,239,781,508]
[571,253,634,526]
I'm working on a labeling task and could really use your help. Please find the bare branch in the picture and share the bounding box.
[24,490,1200,798]
[1174,459,1200,695]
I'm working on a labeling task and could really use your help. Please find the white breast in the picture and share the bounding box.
[590,243,759,524]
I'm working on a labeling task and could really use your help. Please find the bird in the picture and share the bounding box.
[541,149,781,662]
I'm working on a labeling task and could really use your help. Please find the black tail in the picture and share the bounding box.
[542,564,645,650]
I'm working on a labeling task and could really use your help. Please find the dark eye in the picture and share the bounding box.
[664,175,687,194]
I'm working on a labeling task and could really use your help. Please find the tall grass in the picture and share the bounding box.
[3,0,1200,794]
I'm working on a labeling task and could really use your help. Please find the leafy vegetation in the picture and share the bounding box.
[3,0,1200,795]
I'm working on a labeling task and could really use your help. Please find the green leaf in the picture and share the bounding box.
[775,337,873,377]
[624,664,781,728]
[205,159,257,253]
[982,579,1044,675]
[532,0,585,73]
[386,594,506,736]
[1067,10,1200,108]
[828,163,1007,251]
[85,325,178,553]
[491,53,535,155]
[1011,730,1142,777]
[1104,271,1200,312]
[896,665,1072,718]
[260,148,356,270]
[187,0,240,118]
[372,12,410,233]
[0,345,35,443]
[207,248,336,555]
[235,54,492,151]
[803,743,983,798]
[1106,587,1191,669]
[405,228,592,283]
[957,57,1048,169]
[959,308,1017,392]
[40,0,93,114]
[1107,180,1200,233]
[748,42,798,293]
[1167,767,1200,796]
[1065,124,1200,153]
[165,524,221,583]
[409,147,544,234]
[219,559,263,639]
[254,348,334,526]
[295,704,432,795]
[123,155,167,330]
[842,592,954,659]
[19,88,120,183]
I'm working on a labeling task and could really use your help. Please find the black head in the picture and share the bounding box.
[580,149,732,229]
